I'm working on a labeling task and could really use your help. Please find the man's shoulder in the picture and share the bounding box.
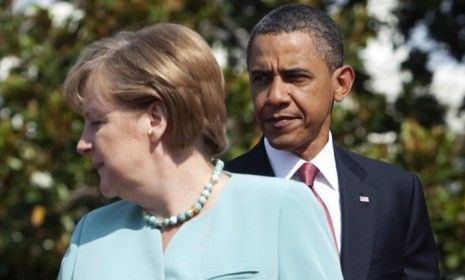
[335,146,416,179]
[226,149,258,172]
[225,140,273,176]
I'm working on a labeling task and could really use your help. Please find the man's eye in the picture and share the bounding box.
[286,73,306,82]
[252,75,270,84]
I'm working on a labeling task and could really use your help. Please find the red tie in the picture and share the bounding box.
[298,163,338,251]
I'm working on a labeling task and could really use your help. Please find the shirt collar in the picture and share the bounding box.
[264,133,339,190]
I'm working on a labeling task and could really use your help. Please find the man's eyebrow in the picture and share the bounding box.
[250,69,272,76]
[280,68,312,75]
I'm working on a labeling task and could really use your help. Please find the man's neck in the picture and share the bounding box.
[264,133,333,179]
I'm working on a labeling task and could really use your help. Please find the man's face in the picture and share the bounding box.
[249,31,339,159]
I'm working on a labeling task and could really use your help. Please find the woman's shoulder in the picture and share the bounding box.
[229,173,306,190]
[84,200,139,222]
[226,173,312,203]
[219,173,322,229]
[73,200,142,243]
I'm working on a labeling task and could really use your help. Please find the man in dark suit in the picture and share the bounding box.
[225,4,439,280]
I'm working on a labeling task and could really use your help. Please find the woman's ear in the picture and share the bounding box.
[146,101,167,142]
[333,65,355,102]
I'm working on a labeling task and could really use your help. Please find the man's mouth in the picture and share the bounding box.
[264,115,297,128]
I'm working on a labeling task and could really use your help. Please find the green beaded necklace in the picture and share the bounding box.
[142,159,224,230]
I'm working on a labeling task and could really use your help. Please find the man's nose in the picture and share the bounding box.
[266,77,290,106]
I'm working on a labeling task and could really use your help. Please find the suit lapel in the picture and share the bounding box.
[334,146,377,280]
[238,138,275,176]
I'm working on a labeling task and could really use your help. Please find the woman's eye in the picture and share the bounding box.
[88,120,104,129]
[92,121,103,126]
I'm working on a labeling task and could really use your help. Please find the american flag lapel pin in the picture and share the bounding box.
[359,195,370,203]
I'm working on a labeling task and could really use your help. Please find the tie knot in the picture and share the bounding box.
[297,162,319,187]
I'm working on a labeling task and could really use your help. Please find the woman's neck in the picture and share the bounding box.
[136,150,215,218]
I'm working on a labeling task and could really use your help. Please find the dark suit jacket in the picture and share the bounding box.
[225,139,439,280]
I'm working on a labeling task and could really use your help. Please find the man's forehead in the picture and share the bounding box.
[250,32,314,55]
[248,32,326,72]
[249,52,312,72]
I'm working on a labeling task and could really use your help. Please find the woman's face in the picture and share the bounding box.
[76,74,151,199]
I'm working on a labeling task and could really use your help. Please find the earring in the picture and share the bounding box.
[147,129,153,136]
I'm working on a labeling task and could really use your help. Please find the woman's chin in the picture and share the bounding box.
[99,183,119,199]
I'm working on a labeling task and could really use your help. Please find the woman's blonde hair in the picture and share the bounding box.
[64,23,226,156]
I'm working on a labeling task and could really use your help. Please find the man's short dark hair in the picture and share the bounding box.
[247,4,344,71]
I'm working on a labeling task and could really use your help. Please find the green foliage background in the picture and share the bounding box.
[0,0,464,279]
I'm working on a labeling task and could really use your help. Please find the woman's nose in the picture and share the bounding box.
[76,126,93,155]
[76,138,92,155]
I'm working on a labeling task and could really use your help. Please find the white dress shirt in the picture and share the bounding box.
[264,133,341,252]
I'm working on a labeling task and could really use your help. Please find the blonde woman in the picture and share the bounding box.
[58,23,342,279]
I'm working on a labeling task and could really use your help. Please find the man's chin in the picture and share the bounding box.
[266,135,299,151]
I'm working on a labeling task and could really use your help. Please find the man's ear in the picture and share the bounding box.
[146,101,167,142]
[333,65,355,102]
